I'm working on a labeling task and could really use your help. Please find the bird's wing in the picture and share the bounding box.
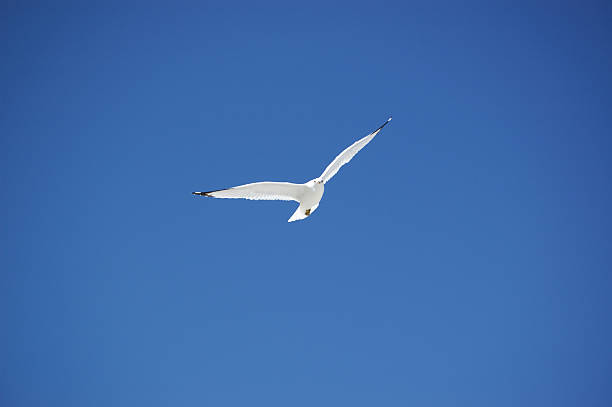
[193,182,306,202]
[319,117,391,184]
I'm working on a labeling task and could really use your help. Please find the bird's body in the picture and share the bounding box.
[193,117,391,222]
[287,179,325,222]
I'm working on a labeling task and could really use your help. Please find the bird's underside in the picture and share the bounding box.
[193,117,391,222]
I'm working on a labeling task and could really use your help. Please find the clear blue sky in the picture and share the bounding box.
[2,2,611,406]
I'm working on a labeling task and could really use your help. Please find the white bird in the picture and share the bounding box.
[193,117,392,222]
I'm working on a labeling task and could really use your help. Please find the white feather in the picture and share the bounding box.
[196,182,306,202]
[318,117,391,184]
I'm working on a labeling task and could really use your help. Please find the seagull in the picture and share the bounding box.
[193,117,392,222]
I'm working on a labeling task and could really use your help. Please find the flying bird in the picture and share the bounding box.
[193,117,392,222]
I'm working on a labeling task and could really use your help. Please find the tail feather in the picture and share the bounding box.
[288,205,309,222]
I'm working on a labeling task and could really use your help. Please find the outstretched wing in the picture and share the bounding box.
[319,117,391,184]
[193,182,306,202]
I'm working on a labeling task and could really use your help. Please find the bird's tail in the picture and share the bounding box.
[288,205,309,222]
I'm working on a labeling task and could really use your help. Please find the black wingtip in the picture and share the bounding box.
[374,116,392,132]
[193,188,227,197]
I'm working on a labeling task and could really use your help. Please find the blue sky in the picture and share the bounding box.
[2,2,611,406]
